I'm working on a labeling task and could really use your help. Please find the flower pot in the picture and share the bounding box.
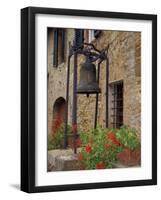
[117,148,141,166]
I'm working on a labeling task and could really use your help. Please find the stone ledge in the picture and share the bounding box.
[48,149,80,171]
[113,162,140,168]
[48,149,140,171]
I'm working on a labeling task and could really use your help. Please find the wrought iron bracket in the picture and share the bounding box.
[64,40,110,153]
[69,42,109,63]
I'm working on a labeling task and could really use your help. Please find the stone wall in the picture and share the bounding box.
[47,28,75,135]
[48,28,141,137]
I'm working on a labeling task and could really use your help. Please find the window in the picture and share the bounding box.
[84,30,102,43]
[75,29,84,47]
[110,81,123,128]
[53,28,65,67]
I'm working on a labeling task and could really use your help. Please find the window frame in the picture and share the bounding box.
[109,80,124,128]
[53,28,65,67]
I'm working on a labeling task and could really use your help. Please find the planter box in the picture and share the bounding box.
[117,148,141,166]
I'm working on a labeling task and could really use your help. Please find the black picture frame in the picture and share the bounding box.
[21,6,157,193]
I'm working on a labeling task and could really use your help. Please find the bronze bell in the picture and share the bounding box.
[77,60,101,94]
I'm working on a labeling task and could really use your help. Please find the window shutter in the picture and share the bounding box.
[53,29,58,67]
[61,29,65,62]
[75,29,84,47]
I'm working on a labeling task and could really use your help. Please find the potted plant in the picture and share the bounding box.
[115,126,141,166]
[78,127,123,170]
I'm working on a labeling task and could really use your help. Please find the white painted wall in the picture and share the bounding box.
[0,0,160,199]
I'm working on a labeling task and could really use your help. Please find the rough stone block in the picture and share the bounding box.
[48,149,80,171]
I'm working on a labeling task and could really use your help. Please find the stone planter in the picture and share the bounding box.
[117,148,141,166]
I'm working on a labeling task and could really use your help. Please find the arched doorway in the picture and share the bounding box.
[52,97,66,134]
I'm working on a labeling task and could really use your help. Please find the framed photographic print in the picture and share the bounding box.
[21,7,157,193]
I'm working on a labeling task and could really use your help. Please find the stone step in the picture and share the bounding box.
[48,149,81,171]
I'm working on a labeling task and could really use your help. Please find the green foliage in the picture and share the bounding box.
[80,126,114,144]
[79,127,123,170]
[48,124,72,150]
[48,123,140,170]
[115,126,140,150]
[78,126,140,170]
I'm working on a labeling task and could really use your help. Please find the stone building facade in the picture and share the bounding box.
[47,28,141,138]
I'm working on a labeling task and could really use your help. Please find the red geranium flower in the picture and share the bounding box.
[107,132,120,146]
[71,138,82,149]
[96,162,105,169]
[75,138,81,147]
[85,144,92,153]
[104,143,112,149]
[112,139,121,146]
[106,132,115,140]
[52,115,62,134]
[77,153,83,161]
